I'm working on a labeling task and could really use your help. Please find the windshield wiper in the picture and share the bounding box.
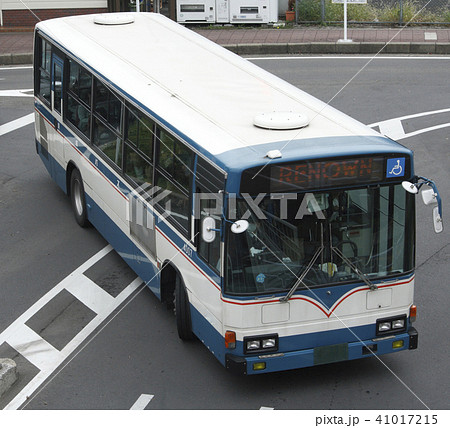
[331,245,378,291]
[280,223,326,302]
[279,244,324,302]
[279,222,377,303]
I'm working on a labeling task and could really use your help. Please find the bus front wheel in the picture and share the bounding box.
[175,275,194,341]
[70,168,89,228]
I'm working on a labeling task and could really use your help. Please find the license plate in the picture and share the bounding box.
[314,343,349,365]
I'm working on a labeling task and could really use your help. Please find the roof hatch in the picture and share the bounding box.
[94,13,135,26]
[253,111,309,130]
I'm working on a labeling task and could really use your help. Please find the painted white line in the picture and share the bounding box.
[397,123,450,140]
[65,274,116,314]
[260,406,274,410]
[0,244,144,410]
[6,324,60,371]
[378,119,406,140]
[0,89,33,98]
[369,107,450,127]
[0,113,34,137]
[249,56,450,61]
[130,394,154,410]
[369,107,450,140]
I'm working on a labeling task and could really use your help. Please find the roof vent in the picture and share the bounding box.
[94,13,135,26]
[266,150,282,159]
[254,111,309,130]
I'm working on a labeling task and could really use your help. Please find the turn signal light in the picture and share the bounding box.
[225,330,236,349]
[410,305,417,322]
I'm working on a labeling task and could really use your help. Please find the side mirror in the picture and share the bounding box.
[202,217,218,243]
[432,206,443,234]
[421,188,443,234]
[230,219,249,234]
[403,179,443,234]
[201,218,250,243]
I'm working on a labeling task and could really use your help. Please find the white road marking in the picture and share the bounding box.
[260,406,274,410]
[249,56,450,61]
[130,394,154,410]
[0,89,33,97]
[0,244,144,410]
[0,113,34,137]
[369,107,450,140]
[377,118,406,140]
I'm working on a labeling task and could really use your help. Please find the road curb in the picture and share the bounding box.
[0,358,17,398]
[0,53,33,65]
[223,42,450,56]
[1,42,450,66]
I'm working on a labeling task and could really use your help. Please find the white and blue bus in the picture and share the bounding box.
[34,12,442,374]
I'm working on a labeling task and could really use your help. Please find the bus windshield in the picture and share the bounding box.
[225,184,415,295]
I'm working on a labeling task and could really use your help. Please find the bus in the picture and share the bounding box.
[33,12,443,375]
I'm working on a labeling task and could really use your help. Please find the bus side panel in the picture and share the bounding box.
[84,191,161,298]
[35,107,67,194]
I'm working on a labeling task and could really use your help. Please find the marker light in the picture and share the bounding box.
[410,305,417,322]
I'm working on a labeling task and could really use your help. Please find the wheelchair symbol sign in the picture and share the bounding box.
[386,158,405,178]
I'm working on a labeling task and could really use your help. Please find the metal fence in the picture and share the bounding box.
[294,0,450,25]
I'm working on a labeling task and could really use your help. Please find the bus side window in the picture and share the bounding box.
[36,37,51,105]
[124,143,153,186]
[65,58,92,140]
[154,126,194,237]
[195,157,226,274]
[197,192,221,273]
[123,105,155,186]
[92,78,123,168]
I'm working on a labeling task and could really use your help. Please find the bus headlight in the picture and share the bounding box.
[376,315,407,336]
[244,334,278,354]
[378,322,391,332]
[247,340,261,351]
[392,319,405,329]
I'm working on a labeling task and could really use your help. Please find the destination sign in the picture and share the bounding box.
[270,157,384,192]
[240,155,412,194]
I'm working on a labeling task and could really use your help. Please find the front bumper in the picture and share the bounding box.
[226,327,418,375]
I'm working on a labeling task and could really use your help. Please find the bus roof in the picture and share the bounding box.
[36,13,410,171]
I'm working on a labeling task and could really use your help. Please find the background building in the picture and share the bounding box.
[0,1,108,27]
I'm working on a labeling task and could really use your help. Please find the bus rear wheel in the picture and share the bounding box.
[175,275,194,341]
[70,168,89,228]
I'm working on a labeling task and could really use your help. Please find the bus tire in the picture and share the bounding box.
[70,168,89,228]
[175,275,194,341]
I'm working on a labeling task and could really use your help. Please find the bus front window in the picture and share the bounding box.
[225,185,414,295]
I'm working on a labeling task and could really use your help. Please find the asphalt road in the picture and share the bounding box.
[0,57,449,411]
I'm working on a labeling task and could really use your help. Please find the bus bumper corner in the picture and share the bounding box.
[226,354,247,375]
[408,326,418,350]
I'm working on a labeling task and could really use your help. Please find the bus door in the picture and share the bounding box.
[50,54,65,187]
